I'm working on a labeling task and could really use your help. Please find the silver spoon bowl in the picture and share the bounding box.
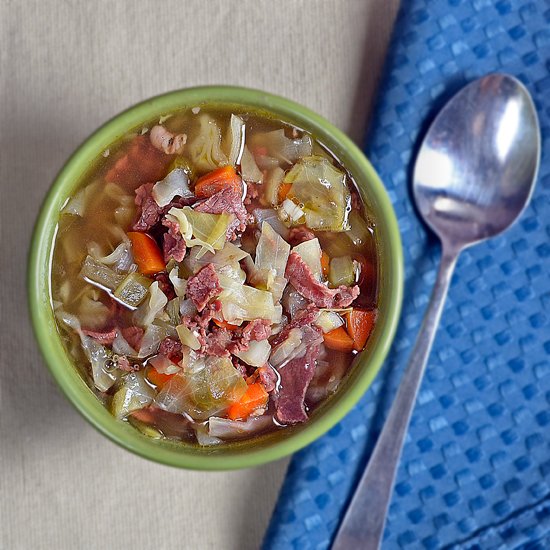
[332,73,540,550]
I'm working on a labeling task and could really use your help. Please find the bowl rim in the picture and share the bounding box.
[28,85,403,470]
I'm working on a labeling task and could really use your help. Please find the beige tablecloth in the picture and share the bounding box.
[0,1,398,548]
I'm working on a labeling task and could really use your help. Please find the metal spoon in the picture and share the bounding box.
[332,73,541,550]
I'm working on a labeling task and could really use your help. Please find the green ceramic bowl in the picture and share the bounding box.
[28,86,403,470]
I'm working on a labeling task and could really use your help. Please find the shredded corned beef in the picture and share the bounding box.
[162,217,186,262]
[285,252,359,308]
[133,182,162,231]
[195,187,251,240]
[275,344,320,424]
[82,327,118,345]
[121,326,144,350]
[203,328,233,357]
[258,365,278,393]
[288,226,315,245]
[158,337,183,363]
[242,318,271,342]
[186,264,222,312]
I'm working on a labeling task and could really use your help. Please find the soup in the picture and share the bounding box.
[51,106,378,446]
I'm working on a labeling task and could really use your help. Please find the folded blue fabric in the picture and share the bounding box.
[263,1,550,549]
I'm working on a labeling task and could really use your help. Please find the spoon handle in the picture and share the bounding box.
[332,248,459,550]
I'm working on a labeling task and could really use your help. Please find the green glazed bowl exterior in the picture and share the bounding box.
[28,86,403,470]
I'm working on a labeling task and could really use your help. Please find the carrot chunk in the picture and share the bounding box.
[320,251,330,278]
[323,326,355,353]
[227,383,269,420]
[346,309,376,351]
[146,368,175,389]
[127,232,166,275]
[277,182,293,203]
[194,166,242,198]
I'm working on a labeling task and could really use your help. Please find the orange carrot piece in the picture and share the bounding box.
[127,232,166,275]
[277,182,293,203]
[194,165,242,198]
[146,368,175,389]
[323,326,355,353]
[213,318,240,331]
[227,383,269,420]
[320,251,330,278]
[346,309,376,351]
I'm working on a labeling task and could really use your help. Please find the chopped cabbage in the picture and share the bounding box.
[225,114,245,166]
[346,209,373,247]
[112,331,137,356]
[138,324,164,358]
[134,282,168,327]
[263,166,284,206]
[328,255,355,287]
[88,240,134,273]
[292,238,322,281]
[168,266,187,297]
[255,222,290,278]
[55,308,119,392]
[283,156,350,231]
[188,114,228,172]
[154,355,247,420]
[186,241,248,283]
[240,145,263,183]
[315,310,344,333]
[176,324,201,351]
[167,206,234,258]
[218,273,281,324]
[235,340,271,367]
[253,208,290,239]
[62,180,101,216]
[269,327,302,368]
[250,129,312,164]
[152,168,193,207]
[111,371,155,419]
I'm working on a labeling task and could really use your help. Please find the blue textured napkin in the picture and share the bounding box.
[263,1,550,549]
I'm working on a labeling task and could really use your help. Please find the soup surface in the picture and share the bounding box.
[51,106,378,445]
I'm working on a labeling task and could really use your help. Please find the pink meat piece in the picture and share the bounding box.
[275,344,320,424]
[285,252,359,308]
[186,264,222,312]
[242,319,271,342]
[194,187,252,240]
[288,226,315,245]
[203,328,233,357]
[121,326,144,350]
[244,182,260,206]
[133,182,162,231]
[162,217,186,262]
[81,327,118,345]
[158,337,183,363]
[258,365,278,393]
